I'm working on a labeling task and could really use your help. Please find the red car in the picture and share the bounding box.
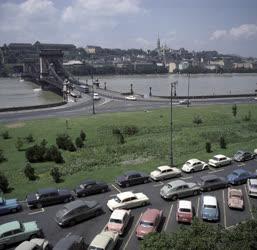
[136,208,163,239]
[176,200,193,224]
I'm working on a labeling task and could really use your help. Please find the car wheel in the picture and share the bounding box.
[0,244,6,250]
[82,193,86,197]
[69,220,76,227]
[95,209,102,216]
[171,195,178,201]
[143,179,148,184]
[102,188,106,193]
[142,202,147,206]
[190,169,195,173]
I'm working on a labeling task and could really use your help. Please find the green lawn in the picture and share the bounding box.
[0,104,257,199]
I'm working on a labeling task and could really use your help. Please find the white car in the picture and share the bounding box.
[254,148,257,156]
[88,231,118,250]
[15,238,50,250]
[208,154,232,168]
[107,191,149,211]
[93,93,101,100]
[247,178,257,197]
[179,99,191,105]
[125,95,137,101]
[182,159,208,173]
[150,165,182,181]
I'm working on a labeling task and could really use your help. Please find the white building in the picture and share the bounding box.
[233,62,253,69]
[179,61,189,70]
[209,59,224,67]
[168,63,177,73]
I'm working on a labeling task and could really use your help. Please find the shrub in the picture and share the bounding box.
[123,125,139,136]
[25,134,34,143]
[56,134,76,152]
[232,104,237,118]
[15,137,23,151]
[50,167,62,183]
[80,130,86,141]
[220,136,226,149]
[75,137,84,148]
[0,150,6,163]
[45,145,64,164]
[119,133,125,144]
[24,163,36,181]
[242,111,251,122]
[112,128,121,135]
[25,144,46,163]
[0,172,9,193]
[206,141,212,153]
[2,131,10,139]
[193,115,203,125]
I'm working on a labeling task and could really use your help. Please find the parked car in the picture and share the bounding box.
[105,209,131,235]
[179,99,191,105]
[227,188,244,210]
[0,196,22,215]
[254,148,257,156]
[116,171,149,187]
[247,178,257,197]
[107,191,149,211]
[160,180,201,200]
[93,93,101,100]
[176,200,193,224]
[227,169,257,185]
[234,150,254,162]
[150,165,181,181]
[88,231,118,250]
[74,180,109,197]
[125,95,137,101]
[0,221,42,250]
[181,159,208,173]
[136,208,163,239]
[53,235,85,250]
[201,195,219,221]
[199,174,228,192]
[208,154,232,168]
[15,238,51,250]
[55,200,102,227]
[26,188,74,209]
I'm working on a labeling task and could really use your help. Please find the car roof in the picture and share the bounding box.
[203,195,217,206]
[167,179,186,187]
[0,221,21,235]
[80,179,96,185]
[15,241,36,250]
[124,170,140,176]
[157,165,171,171]
[233,169,247,174]
[90,231,114,248]
[117,192,135,201]
[37,187,57,195]
[214,154,226,158]
[141,208,160,222]
[178,200,192,209]
[236,150,245,154]
[187,159,200,164]
[63,200,86,211]
[200,174,219,181]
[229,188,242,196]
[110,209,128,220]
[54,235,82,250]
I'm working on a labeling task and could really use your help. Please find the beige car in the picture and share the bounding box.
[88,231,118,250]
[15,238,51,250]
[227,188,244,210]
[150,166,182,181]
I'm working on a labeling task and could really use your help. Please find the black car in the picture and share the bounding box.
[74,180,109,197]
[55,199,102,227]
[53,234,86,250]
[116,171,150,187]
[199,174,228,192]
[26,187,74,209]
[233,150,255,162]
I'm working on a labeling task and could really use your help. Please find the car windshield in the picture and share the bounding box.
[236,151,243,156]
[110,218,122,224]
[180,208,191,213]
[213,157,220,161]
[204,205,216,209]
[80,184,85,189]
[140,221,154,227]
[88,247,103,250]
[114,197,121,203]
[232,172,239,176]
[186,162,191,165]
[167,184,172,189]
[230,193,241,198]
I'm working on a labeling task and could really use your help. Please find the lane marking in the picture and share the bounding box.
[153,181,164,187]
[208,168,224,174]
[237,163,245,167]
[123,213,142,250]
[28,208,45,215]
[244,185,254,219]
[111,184,121,193]
[164,204,174,232]
[65,232,72,238]
[181,176,193,180]
[196,197,200,218]
[222,190,227,228]
[109,194,118,197]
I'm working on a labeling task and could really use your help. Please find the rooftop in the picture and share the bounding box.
[0,221,21,235]
[110,209,128,221]
[117,191,135,201]
[90,231,115,248]
[141,208,161,222]
[178,200,192,209]
[157,165,171,171]
[203,195,217,206]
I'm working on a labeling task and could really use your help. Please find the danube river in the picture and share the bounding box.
[80,73,257,96]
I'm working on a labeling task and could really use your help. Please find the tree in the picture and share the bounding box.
[0,149,6,163]
[0,172,9,193]
[2,130,10,139]
[193,115,203,125]
[232,104,237,118]
[206,141,212,153]
[119,133,125,144]
[75,137,84,148]
[80,130,86,141]
[15,137,24,151]
[242,110,251,122]
[50,167,62,183]
[25,134,34,143]
[24,163,36,181]
[45,145,64,164]
[56,134,77,152]
[220,136,226,149]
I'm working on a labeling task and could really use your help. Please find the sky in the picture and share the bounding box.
[0,0,257,57]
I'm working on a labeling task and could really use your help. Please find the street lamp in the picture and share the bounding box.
[187,72,190,107]
[91,68,95,115]
[170,81,178,167]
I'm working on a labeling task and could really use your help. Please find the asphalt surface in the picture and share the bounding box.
[2,157,257,250]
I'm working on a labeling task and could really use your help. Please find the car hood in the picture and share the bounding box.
[107,223,123,233]
[229,197,243,207]
[23,221,39,232]
[136,225,154,236]
[55,209,66,221]
[182,164,191,170]
[234,154,243,160]
[209,159,218,164]
[160,185,170,195]
[107,199,119,210]
[5,198,19,206]
[150,171,160,177]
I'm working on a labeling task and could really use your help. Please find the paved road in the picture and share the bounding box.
[0,94,256,123]
[2,158,257,250]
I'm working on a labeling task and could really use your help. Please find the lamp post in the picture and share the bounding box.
[149,87,152,97]
[91,68,95,115]
[187,72,190,107]
[170,81,178,167]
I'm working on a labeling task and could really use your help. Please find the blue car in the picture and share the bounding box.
[227,169,257,185]
[201,195,219,221]
[0,197,22,215]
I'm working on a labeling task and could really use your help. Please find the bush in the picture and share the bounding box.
[0,172,9,193]
[25,144,46,163]
[15,137,23,151]
[0,149,6,163]
[24,163,36,181]
[232,104,237,118]
[220,136,226,149]
[75,137,84,148]
[193,115,203,125]
[45,145,64,164]
[123,125,139,136]
[80,130,86,141]
[112,128,121,135]
[50,167,62,183]
[2,131,10,139]
[242,111,251,122]
[206,141,212,153]
[25,134,34,143]
[56,134,77,152]
[119,133,125,144]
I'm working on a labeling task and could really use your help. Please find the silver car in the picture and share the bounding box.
[160,180,201,200]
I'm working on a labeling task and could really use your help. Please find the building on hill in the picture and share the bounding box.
[85,45,102,54]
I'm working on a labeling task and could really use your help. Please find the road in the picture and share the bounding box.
[2,158,257,249]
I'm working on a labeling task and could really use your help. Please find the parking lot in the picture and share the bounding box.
[2,158,257,250]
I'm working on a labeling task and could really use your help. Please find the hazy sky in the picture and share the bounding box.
[0,0,257,56]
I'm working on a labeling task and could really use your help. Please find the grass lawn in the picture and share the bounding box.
[0,103,257,199]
